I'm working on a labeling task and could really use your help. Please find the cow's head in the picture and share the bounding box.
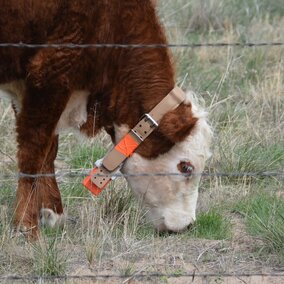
[115,92,212,233]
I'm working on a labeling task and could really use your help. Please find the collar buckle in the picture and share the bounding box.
[143,113,158,128]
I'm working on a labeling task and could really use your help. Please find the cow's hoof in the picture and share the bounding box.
[40,208,66,228]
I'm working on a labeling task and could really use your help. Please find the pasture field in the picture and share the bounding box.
[0,0,284,283]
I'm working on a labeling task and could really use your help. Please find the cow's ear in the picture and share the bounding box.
[158,103,198,143]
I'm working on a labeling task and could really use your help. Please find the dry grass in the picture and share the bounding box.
[0,0,284,282]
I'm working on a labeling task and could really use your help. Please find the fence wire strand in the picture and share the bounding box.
[0,170,282,181]
[0,42,284,49]
[1,272,283,281]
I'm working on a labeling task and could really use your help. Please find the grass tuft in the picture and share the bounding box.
[32,237,67,276]
[190,209,231,240]
[235,193,284,263]
[215,141,284,181]
[69,144,106,169]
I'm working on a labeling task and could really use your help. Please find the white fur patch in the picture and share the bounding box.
[55,90,89,134]
[114,93,212,232]
[40,208,66,228]
[0,80,25,113]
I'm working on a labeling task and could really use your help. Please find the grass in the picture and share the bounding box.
[69,144,107,169]
[190,209,232,240]
[0,0,284,279]
[215,140,284,182]
[32,237,67,276]
[234,193,284,263]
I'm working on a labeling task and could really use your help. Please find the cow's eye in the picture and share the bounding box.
[177,161,194,175]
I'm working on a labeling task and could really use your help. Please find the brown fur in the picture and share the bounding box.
[0,0,197,238]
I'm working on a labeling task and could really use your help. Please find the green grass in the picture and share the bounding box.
[215,141,284,180]
[234,193,284,263]
[32,237,67,276]
[189,209,232,240]
[0,184,14,206]
[61,181,89,202]
[69,144,107,169]
[119,262,136,277]
[0,184,15,240]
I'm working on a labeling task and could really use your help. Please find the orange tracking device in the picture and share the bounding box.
[83,167,112,196]
[82,134,139,196]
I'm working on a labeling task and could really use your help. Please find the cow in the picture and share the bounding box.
[0,0,212,239]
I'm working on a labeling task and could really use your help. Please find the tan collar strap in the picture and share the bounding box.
[83,86,186,195]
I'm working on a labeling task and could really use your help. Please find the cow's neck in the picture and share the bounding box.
[81,0,197,159]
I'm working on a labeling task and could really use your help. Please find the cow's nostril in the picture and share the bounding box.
[187,223,194,231]
[158,226,191,236]
[158,229,179,236]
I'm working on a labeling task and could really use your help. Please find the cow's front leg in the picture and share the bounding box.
[39,135,66,229]
[14,83,70,239]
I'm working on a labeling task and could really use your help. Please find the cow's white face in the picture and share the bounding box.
[115,95,212,233]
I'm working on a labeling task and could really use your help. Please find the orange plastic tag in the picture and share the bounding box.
[83,168,111,196]
[115,134,139,157]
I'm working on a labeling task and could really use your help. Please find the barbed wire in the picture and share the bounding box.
[1,272,283,281]
[0,170,283,181]
[0,42,283,49]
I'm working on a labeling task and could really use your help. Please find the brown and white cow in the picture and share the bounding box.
[0,0,212,238]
